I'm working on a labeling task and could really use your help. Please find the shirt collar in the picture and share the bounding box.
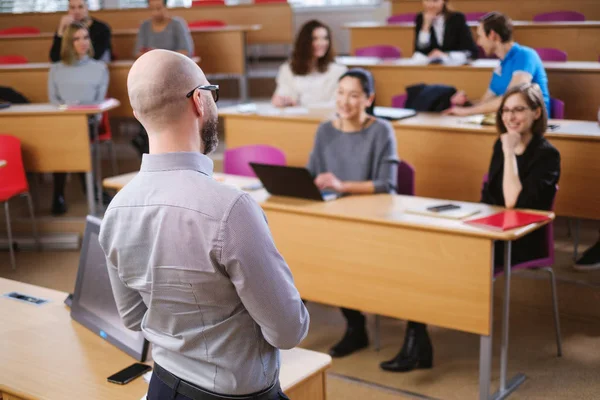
[140,152,214,176]
[501,42,520,64]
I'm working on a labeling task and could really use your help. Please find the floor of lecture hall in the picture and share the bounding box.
[1,95,600,399]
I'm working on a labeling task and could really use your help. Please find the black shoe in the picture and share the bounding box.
[51,195,68,216]
[380,322,433,372]
[329,327,369,358]
[573,241,600,271]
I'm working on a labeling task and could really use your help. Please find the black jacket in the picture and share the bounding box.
[481,135,561,267]
[49,18,112,62]
[414,11,478,60]
[405,83,456,112]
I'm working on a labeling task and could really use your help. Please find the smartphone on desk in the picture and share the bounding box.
[107,363,152,385]
[426,203,461,213]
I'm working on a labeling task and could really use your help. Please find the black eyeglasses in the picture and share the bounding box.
[186,84,219,103]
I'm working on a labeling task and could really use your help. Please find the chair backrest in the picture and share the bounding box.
[533,10,585,22]
[550,98,565,120]
[0,135,28,194]
[355,45,401,59]
[465,12,488,22]
[535,47,568,62]
[391,93,407,109]
[0,55,28,64]
[477,45,498,60]
[191,0,226,6]
[397,160,415,196]
[0,26,40,35]
[188,20,227,28]
[224,145,286,177]
[97,112,112,141]
[387,13,417,24]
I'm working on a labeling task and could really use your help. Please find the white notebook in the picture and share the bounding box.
[406,203,482,220]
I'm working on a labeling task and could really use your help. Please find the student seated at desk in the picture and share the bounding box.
[445,12,551,117]
[134,0,194,58]
[414,0,478,63]
[48,22,109,215]
[307,68,399,358]
[50,0,112,63]
[272,20,347,108]
[381,83,560,373]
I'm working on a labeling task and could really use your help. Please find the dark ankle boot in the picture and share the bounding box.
[51,195,67,216]
[52,173,68,216]
[329,326,369,358]
[379,322,433,372]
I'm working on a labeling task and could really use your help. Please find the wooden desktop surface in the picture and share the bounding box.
[346,21,600,62]
[219,105,600,220]
[337,57,600,121]
[0,99,120,172]
[0,278,331,400]
[0,25,259,72]
[0,3,292,45]
[390,0,600,21]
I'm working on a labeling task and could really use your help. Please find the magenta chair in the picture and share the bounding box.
[391,93,407,109]
[550,98,565,120]
[483,174,562,357]
[533,11,585,22]
[535,48,568,62]
[223,145,286,177]
[374,161,415,350]
[387,13,417,24]
[355,45,402,59]
[465,12,488,22]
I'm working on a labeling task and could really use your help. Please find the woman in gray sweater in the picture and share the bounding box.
[48,22,109,215]
[307,68,399,358]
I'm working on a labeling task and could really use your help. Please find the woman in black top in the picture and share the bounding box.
[380,83,560,372]
[414,0,478,63]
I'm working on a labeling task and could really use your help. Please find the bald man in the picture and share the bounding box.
[99,50,308,400]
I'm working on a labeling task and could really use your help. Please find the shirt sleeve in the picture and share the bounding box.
[273,63,297,99]
[219,194,310,349]
[134,22,147,57]
[373,122,399,193]
[417,30,432,49]
[174,18,194,55]
[511,50,537,76]
[307,124,325,177]
[92,22,112,61]
[96,64,109,102]
[49,34,62,62]
[105,256,148,331]
[515,145,560,210]
[48,65,61,104]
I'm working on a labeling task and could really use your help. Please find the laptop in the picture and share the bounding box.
[373,106,416,121]
[249,163,339,201]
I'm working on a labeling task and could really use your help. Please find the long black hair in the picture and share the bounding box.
[338,68,376,115]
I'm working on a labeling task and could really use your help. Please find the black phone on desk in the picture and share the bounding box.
[426,203,461,213]
[107,363,152,385]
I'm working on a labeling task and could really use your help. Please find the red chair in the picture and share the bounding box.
[0,55,28,64]
[188,20,227,28]
[191,0,226,6]
[535,48,568,62]
[96,113,118,175]
[0,135,39,270]
[391,93,407,109]
[355,45,402,59]
[0,26,41,35]
[224,145,286,177]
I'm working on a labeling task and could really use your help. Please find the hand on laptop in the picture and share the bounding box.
[315,173,343,193]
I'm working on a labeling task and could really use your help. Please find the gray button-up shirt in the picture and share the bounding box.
[99,152,309,395]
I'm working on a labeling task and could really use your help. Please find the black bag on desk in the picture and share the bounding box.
[0,86,30,104]
[405,83,457,112]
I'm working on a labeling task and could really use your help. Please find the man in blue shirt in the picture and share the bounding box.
[445,12,551,116]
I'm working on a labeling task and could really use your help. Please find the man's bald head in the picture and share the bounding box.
[128,50,208,128]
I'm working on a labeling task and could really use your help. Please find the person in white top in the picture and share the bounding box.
[272,20,347,108]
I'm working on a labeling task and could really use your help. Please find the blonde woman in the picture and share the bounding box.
[48,22,109,215]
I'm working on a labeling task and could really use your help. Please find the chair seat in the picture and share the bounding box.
[0,184,28,202]
[493,256,553,277]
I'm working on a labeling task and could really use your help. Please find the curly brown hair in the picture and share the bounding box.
[290,20,335,76]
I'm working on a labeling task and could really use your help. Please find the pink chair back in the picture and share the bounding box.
[224,145,286,177]
[477,45,498,59]
[391,93,407,109]
[465,12,488,22]
[191,0,226,6]
[550,98,565,120]
[0,55,28,64]
[387,13,417,24]
[535,48,568,62]
[0,26,40,35]
[189,20,227,28]
[397,161,415,196]
[533,11,585,22]
[355,45,401,59]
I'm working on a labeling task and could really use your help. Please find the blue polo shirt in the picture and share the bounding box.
[489,42,551,116]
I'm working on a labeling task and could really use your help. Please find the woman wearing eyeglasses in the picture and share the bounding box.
[272,20,347,108]
[380,83,560,373]
[48,22,109,216]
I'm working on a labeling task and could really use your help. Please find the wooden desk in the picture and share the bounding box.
[0,100,120,214]
[218,104,600,220]
[0,3,292,46]
[0,278,331,400]
[337,57,600,121]
[390,0,600,21]
[346,21,600,62]
[103,172,554,399]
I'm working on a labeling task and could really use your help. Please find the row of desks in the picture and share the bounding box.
[346,21,600,62]
[391,0,600,21]
[0,2,292,45]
